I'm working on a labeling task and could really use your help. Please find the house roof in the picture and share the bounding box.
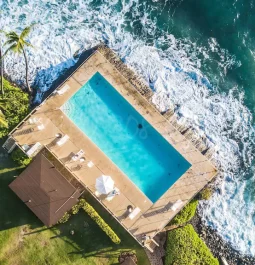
[9,153,81,226]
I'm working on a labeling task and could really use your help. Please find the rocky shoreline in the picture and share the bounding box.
[191,212,255,265]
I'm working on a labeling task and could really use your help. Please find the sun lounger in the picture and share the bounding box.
[129,207,141,220]
[72,149,84,161]
[56,84,70,95]
[80,157,85,162]
[56,135,69,146]
[171,199,183,211]
[26,142,41,157]
[28,117,41,124]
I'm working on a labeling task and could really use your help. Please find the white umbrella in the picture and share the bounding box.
[95,175,114,194]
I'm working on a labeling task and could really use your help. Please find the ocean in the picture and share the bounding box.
[1,0,255,256]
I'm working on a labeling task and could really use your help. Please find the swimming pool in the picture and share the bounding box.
[62,72,191,202]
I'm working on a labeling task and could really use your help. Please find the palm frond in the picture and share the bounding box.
[20,24,35,39]
[0,30,8,36]
[4,43,20,55]
[5,31,19,40]
[16,41,23,53]
[0,101,7,110]
[24,40,34,48]
[3,39,16,47]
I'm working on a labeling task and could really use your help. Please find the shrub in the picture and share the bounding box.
[78,198,87,208]
[82,201,121,244]
[11,148,32,166]
[170,199,198,226]
[58,212,71,224]
[200,187,212,200]
[57,199,121,244]
[0,78,30,138]
[71,204,80,215]
[165,225,219,265]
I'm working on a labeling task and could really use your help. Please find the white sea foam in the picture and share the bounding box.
[1,0,255,256]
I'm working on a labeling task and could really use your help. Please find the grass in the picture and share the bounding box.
[0,144,149,265]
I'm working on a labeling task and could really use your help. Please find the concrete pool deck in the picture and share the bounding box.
[7,46,217,245]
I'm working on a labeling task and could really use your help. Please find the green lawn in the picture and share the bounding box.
[0,146,149,265]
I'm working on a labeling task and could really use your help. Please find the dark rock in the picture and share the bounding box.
[190,211,255,265]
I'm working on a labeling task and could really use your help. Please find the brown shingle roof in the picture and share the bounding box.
[9,153,81,226]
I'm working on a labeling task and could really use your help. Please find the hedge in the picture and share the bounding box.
[165,225,219,265]
[11,148,32,166]
[58,199,121,244]
[170,199,198,226]
[79,199,121,244]
[0,78,30,138]
[58,212,71,224]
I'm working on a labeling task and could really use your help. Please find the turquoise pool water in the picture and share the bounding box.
[62,72,191,202]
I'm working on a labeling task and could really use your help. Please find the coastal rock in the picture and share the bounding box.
[191,212,255,265]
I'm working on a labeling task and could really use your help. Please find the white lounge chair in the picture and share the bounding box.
[56,84,70,95]
[129,207,141,220]
[56,135,69,146]
[80,157,85,162]
[72,149,84,161]
[26,142,41,157]
[28,117,41,125]
[171,199,183,211]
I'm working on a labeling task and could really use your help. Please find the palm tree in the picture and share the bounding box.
[3,25,34,93]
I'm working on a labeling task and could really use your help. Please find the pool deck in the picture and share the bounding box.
[8,49,217,244]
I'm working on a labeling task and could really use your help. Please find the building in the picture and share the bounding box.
[9,153,81,226]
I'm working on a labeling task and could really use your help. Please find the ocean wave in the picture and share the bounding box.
[1,0,255,256]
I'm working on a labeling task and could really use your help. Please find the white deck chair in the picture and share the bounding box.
[129,207,141,220]
[72,149,84,161]
[56,135,69,146]
[26,142,41,157]
[171,199,183,211]
[28,117,41,125]
[56,84,70,95]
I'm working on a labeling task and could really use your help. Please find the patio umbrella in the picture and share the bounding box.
[95,175,114,194]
